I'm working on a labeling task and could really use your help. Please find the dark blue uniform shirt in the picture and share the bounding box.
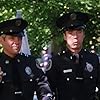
[0,52,52,100]
[46,49,100,100]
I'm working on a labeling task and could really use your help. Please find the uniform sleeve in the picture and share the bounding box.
[96,55,100,99]
[35,72,53,100]
[25,55,53,100]
[46,55,60,99]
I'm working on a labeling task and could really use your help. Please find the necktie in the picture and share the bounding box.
[73,54,84,77]
[73,54,79,64]
[12,59,21,90]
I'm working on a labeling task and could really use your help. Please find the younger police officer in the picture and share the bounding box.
[0,18,53,100]
[46,12,100,100]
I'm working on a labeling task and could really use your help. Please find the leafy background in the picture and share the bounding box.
[0,0,100,56]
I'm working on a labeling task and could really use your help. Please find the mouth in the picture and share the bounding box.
[73,42,78,45]
[12,46,19,50]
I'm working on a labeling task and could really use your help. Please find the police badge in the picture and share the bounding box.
[70,13,77,21]
[85,62,93,72]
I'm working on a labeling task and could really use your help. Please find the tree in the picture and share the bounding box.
[0,0,100,56]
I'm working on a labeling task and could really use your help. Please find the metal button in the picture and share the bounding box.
[30,79,33,82]
[90,76,93,79]
[66,78,70,81]
[10,30,13,32]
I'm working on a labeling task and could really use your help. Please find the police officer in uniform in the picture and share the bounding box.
[46,12,100,100]
[0,18,53,100]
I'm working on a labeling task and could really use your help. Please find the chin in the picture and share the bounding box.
[72,47,78,49]
[13,50,20,54]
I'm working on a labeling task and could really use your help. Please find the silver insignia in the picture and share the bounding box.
[25,66,34,78]
[70,13,77,20]
[36,58,52,72]
[5,60,9,64]
[85,62,93,72]
[17,59,20,62]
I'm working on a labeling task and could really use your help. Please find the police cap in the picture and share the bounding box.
[0,18,28,37]
[56,12,90,31]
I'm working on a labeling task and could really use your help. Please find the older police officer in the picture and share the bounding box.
[0,18,53,100]
[46,12,100,100]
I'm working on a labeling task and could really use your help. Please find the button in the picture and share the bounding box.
[5,60,9,64]
[10,30,13,32]
[90,76,93,79]
[1,31,3,33]
[30,79,33,82]
[66,78,70,81]
[17,59,20,63]
[1,81,4,84]
[62,51,65,53]
[70,56,73,59]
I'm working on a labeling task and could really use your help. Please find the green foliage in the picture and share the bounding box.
[0,0,100,55]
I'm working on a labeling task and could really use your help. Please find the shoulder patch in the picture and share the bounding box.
[36,58,52,73]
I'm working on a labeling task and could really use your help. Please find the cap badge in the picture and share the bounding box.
[70,13,77,20]
[15,20,21,26]
[85,62,93,72]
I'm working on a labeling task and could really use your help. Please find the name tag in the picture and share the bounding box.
[76,77,83,80]
[14,91,22,95]
[63,69,72,73]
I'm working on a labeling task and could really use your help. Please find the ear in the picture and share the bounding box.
[0,36,2,43]
[83,33,85,39]
[63,33,66,41]
[0,36,4,44]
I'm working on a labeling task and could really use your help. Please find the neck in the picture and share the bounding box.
[4,51,17,58]
[67,47,82,54]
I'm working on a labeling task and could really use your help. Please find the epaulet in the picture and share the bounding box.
[83,49,89,53]
[57,50,66,56]
[82,49,92,54]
